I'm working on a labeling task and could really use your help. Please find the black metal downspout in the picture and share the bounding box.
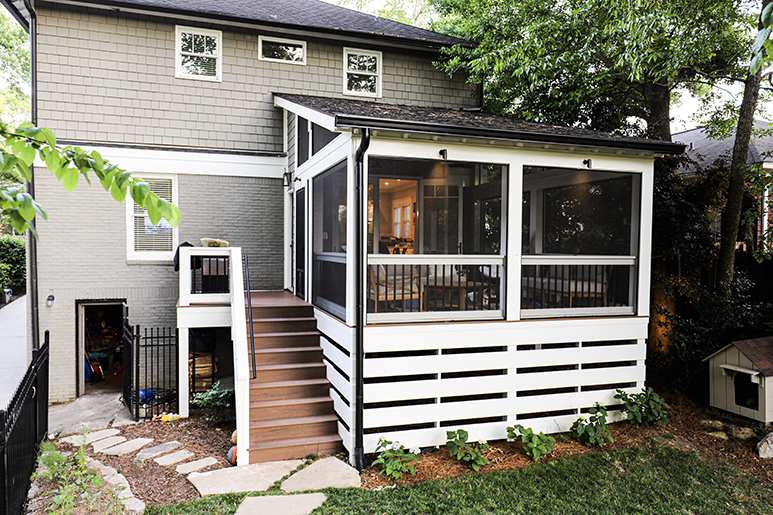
[25,0,39,350]
[353,128,370,471]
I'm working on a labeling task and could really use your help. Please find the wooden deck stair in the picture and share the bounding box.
[245,291,343,463]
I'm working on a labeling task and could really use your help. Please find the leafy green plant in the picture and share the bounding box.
[507,424,556,461]
[0,263,9,291]
[446,429,489,471]
[371,437,420,479]
[571,403,613,447]
[614,387,670,426]
[190,381,235,423]
[0,235,23,288]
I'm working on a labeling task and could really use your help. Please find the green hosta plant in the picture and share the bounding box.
[446,429,489,471]
[371,437,420,479]
[571,402,613,447]
[507,424,556,461]
[614,387,670,426]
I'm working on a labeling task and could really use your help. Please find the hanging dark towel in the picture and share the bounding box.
[173,242,195,272]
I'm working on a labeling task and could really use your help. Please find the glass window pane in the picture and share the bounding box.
[193,34,205,54]
[204,36,217,55]
[263,41,304,62]
[347,73,377,94]
[348,53,377,72]
[181,32,193,53]
[181,55,217,76]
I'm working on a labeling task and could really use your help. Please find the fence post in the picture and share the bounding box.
[1,409,7,515]
[134,325,141,422]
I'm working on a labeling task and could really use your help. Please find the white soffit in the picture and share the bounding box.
[38,146,287,179]
[274,95,337,132]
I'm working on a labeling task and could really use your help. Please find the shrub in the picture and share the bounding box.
[571,402,613,447]
[372,437,420,479]
[0,263,9,291]
[190,381,235,423]
[0,235,24,288]
[507,424,556,461]
[446,429,489,471]
[614,387,670,426]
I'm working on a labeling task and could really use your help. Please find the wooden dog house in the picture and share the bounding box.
[704,337,773,423]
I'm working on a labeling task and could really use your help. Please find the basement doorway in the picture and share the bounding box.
[77,300,125,397]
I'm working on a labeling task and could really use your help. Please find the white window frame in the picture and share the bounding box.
[343,47,382,98]
[175,25,222,82]
[259,35,307,65]
[126,174,179,263]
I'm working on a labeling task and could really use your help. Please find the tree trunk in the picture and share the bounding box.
[643,79,672,142]
[716,69,762,298]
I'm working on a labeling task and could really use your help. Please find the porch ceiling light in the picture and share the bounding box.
[582,158,592,169]
[46,295,54,307]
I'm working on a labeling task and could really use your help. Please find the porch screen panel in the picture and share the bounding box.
[295,188,306,299]
[312,161,348,319]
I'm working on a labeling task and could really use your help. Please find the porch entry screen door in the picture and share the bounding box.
[295,188,305,299]
[312,161,348,319]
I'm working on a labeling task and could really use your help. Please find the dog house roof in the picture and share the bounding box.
[704,336,773,377]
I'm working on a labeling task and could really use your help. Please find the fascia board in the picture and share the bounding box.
[274,95,337,132]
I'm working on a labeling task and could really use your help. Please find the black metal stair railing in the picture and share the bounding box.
[243,254,256,379]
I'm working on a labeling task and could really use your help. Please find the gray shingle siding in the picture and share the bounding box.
[35,5,476,152]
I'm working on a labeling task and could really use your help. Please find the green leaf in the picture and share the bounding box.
[146,193,162,226]
[130,181,150,207]
[62,168,79,192]
[763,2,773,28]
[110,182,127,203]
[44,149,63,177]
[18,144,35,167]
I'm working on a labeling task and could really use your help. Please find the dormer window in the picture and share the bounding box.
[175,26,222,81]
[344,48,381,97]
[259,36,306,65]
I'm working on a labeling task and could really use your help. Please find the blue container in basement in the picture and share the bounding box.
[139,389,155,404]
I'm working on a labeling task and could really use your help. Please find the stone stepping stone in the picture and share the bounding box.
[155,449,194,466]
[281,457,361,492]
[92,436,126,452]
[62,428,120,446]
[235,493,327,515]
[188,460,303,495]
[136,441,182,461]
[176,457,219,474]
[102,438,153,456]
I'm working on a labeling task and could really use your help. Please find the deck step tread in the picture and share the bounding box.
[251,346,322,353]
[249,434,342,451]
[249,396,332,408]
[250,331,320,338]
[250,414,338,429]
[253,363,325,371]
[247,317,317,323]
[250,378,329,389]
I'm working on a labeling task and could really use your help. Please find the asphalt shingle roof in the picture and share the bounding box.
[673,120,773,167]
[275,93,685,154]
[732,337,773,377]
[50,0,471,48]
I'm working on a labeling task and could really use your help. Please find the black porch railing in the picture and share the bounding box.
[0,331,49,515]
[122,323,178,421]
[243,254,256,379]
[520,263,632,310]
[191,256,230,294]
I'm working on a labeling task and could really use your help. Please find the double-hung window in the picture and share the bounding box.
[127,176,178,261]
[176,26,222,81]
[344,47,381,97]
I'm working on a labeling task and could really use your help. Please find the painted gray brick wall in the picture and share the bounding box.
[35,168,283,402]
[35,5,477,152]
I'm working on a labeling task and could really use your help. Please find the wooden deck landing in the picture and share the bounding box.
[246,290,310,308]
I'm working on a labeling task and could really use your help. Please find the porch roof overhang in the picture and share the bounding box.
[274,93,686,155]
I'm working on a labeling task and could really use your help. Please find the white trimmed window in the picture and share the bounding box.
[175,26,222,81]
[127,176,179,261]
[259,36,306,65]
[343,47,381,97]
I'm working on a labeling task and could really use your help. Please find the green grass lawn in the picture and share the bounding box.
[146,445,773,515]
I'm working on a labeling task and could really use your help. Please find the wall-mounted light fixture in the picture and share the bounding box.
[582,158,592,169]
[283,171,292,188]
[46,295,55,307]
[439,149,448,160]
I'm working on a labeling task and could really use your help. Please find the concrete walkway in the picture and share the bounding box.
[0,295,28,409]
[49,391,137,435]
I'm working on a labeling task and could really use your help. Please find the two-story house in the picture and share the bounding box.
[5,0,683,467]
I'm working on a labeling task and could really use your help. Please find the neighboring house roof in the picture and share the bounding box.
[673,120,773,168]
[9,0,471,49]
[704,336,773,376]
[275,93,686,154]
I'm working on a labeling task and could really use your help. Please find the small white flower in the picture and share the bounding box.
[478,439,487,445]
[409,446,421,455]
[390,441,402,451]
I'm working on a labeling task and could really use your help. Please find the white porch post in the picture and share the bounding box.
[178,328,189,418]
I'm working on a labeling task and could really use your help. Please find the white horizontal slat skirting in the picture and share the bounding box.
[515,389,620,414]
[513,344,645,368]
[364,422,509,452]
[364,398,509,428]
[366,375,511,403]
[315,308,355,354]
[331,388,353,428]
[326,363,352,404]
[321,336,353,378]
[512,365,644,391]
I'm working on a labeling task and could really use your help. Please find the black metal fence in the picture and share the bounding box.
[191,256,230,294]
[0,331,49,515]
[122,321,178,421]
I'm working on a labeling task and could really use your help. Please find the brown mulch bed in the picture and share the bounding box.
[56,410,235,507]
[41,392,773,508]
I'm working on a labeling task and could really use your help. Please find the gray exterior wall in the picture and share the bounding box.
[35,4,477,152]
[35,168,283,402]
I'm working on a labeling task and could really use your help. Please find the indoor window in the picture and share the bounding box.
[344,48,381,97]
[259,36,306,64]
[176,26,221,81]
[127,177,178,261]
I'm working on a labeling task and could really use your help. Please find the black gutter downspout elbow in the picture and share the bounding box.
[353,128,370,471]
